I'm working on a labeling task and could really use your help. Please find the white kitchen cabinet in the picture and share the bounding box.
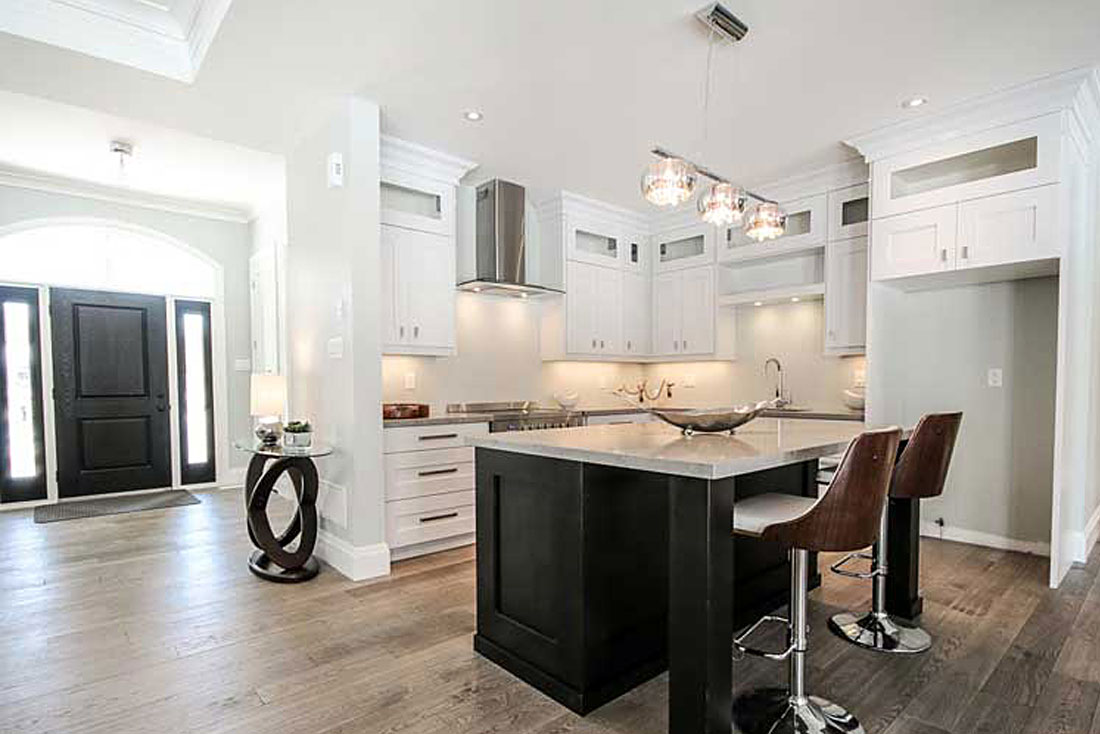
[655,224,715,272]
[871,113,1061,220]
[566,260,620,355]
[382,225,456,355]
[957,185,1059,269]
[870,204,957,281]
[824,237,867,354]
[621,270,651,355]
[568,219,621,267]
[381,169,455,236]
[828,184,870,241]
[721,193,828,261]
[652,266,714,356]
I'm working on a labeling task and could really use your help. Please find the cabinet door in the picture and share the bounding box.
[381,170,454,236]
[595,266,622,353]
[825,238,867,352]
[957,185,1059,269]
[652,271,682,355]
[622,271,651,355]
[401,231,456,349]
[655,224,714,272]
[679,267,714,355]
[828,184,870,241]
[380,225,403,347]
[566,260,600,354]
[870,204,957,281]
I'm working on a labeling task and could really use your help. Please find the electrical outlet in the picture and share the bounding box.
[404,372,416,390]
[327,152,344,188]
[987,368,1003,388]
[683,373,696,388]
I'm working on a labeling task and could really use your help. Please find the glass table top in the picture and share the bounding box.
[233,441,334,458]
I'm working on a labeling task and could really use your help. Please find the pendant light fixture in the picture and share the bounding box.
[638,4,785,239]
[743,201,786,242]
[641,156,698,207]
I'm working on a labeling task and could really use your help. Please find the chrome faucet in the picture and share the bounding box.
[764,357,789,407]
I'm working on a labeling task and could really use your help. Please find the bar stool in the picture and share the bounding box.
[828,412,962,654]
[732,427,902,734]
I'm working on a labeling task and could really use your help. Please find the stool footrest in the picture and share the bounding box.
[830,551,882,579]
[734,615,795,661]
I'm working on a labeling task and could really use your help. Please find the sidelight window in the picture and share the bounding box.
[0,286,45,504]
[176,300,215,484]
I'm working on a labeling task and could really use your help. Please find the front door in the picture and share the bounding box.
[51,289,172,497]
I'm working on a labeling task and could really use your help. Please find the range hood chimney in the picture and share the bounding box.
[457,179,563,297]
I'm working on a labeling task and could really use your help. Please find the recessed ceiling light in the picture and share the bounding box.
[901,96,928,109]
[463,110,483,122]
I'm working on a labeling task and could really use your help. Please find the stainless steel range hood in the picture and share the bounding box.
[456,179,563,297]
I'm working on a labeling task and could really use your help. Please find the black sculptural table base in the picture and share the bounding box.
[244,452,320,583]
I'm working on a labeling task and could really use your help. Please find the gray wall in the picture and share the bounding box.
[868,276,1059,546]
[286,96,383,550]
[0,183,253,475]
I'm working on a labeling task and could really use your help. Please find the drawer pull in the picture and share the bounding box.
[419,512,460,524]
[417,467,459,477]
[419,433,459,441]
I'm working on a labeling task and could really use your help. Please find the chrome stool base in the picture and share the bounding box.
[733,688,866,734]
[827,611,931,654]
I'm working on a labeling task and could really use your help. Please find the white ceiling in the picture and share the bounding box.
[0,0,1098,211]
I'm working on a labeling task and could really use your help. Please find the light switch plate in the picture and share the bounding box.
[404,372,416,390]
[327,337,344,359]
[327,152,344,188]
[987,368,1003,388]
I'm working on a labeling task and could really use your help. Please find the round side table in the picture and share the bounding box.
[234,442,333,583]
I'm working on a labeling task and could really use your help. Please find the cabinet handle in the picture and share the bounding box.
[400,325,405,337]
[413,325,420,338]
[961,246,969,260]
[592,339,597,348]
[419,512,459,524]
[627,340,632,350]
[419,433,459,441]
[417,467,459,477]
[673,340,679,351]
[683,340,688,351]
[940,249,947,263]
[600,339,605,348]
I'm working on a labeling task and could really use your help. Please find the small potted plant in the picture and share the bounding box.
[283,420,313,449]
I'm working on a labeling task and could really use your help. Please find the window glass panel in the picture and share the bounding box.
[575,230,618,259]
[659,235,704,262]
[841,197,869,226]
[785,210,812,237]
[182,312,208,466]
[4,302,36,479]
[381,182,442,220]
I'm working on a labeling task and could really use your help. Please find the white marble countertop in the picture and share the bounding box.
[468,417,890,480]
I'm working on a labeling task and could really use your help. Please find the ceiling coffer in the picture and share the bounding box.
[695,3,748,43]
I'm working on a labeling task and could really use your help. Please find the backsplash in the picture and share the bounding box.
[382,293,863,414]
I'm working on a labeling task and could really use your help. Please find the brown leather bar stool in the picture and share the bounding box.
[828,412,962,654]
[732,426,902,734]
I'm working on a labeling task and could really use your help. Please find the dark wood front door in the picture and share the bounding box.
[51,289,172,497]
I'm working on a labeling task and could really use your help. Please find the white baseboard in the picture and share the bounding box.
[220,465,246,488]
[316,531,390,581]
[390,533,474,562]
[1062,502,1100,565]
[920,522,1050,557]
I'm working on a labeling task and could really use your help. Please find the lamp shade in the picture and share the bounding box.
[250,374,286,417]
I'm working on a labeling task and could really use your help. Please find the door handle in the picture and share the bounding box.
[417,467,459,477]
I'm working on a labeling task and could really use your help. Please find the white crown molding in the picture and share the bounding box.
[0,164,252,223]
[846,65,1100,162]
[380,135,478,185]
[0,0,232,83]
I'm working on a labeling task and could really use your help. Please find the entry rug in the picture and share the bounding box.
[33,490,201,524]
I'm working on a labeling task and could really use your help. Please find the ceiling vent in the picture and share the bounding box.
[695,3,748,43]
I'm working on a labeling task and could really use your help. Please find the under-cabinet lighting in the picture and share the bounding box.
[753,301,763,307]
[790,297,800,303]
[901,96,928,109]
[463,110,484,121]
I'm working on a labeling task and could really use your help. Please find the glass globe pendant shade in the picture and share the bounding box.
[698,183,747,227]
[744,202,787,242]
[640,158,697,207]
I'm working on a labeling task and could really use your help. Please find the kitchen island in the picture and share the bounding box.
[470,418,920,734]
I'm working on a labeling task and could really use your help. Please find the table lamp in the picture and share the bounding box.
[251,374,286,447]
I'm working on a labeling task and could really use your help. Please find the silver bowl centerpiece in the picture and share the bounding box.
[639,399,780,436]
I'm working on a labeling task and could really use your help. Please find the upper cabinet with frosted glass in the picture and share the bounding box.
[654,223,715,272]
[567,218,622,267]
[719,193,827,262]
[381,169,456,236]
[870,113,1061,220]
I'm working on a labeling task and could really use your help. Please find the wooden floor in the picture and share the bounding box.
[1,488,1098,734]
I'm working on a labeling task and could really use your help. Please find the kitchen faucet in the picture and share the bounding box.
[764,357,789,407]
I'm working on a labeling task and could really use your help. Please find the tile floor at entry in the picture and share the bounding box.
[1,488,1096,734]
